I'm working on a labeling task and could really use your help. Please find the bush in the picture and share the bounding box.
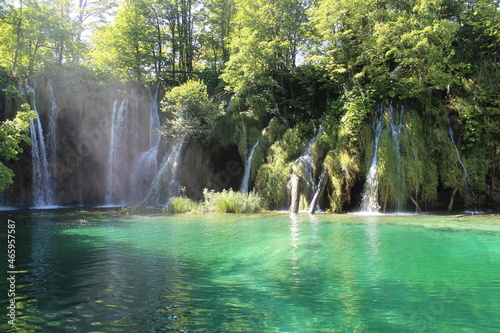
[168,197,198,213]
[202,188,264,213]
[167,189,265,214]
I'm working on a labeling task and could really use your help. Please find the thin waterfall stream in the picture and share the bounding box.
[131,84,162,203]
[446,111,478,208]
[289,126,324,211]
[106,99,129,206]
[20,81,56,207]
[388,104,405,211]
[240,136,260,193]
[143,134,187,206]
[360,103,385,212]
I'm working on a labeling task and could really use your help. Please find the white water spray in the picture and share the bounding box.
[106,99,129,205]
[296,127,324,201]
[143,135,186,206]
[240,136,260,193]
[360,103,385,212]
[19,82,56,207]
[131,85,162,202]
[446,112,477,208]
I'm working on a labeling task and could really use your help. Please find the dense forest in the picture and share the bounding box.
[0,0,498,212]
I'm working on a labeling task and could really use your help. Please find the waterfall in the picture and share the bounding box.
[149,84,161,147]
[240,136,260,193]
[106,99,129,205]
[130,85,162,202]
[388,104,405,211]
[360,103,385,212]
[30,112,55,207]
[295,127,324,201]
[143,135,186,206]
[446,112,477,208]
[19,81,56,207]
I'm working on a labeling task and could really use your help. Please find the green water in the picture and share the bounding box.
[1,211,500,332]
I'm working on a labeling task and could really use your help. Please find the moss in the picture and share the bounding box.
[324,149,359,212]
[254,160,292,209]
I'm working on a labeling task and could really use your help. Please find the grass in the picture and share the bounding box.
[168,196,198,213]
[168,188,264,213]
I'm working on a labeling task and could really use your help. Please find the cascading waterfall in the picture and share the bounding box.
[143,135,186,206]
[388,104,405,211]
[240,136,260,193]
[295,127,324,201]
[19,82,56,207]
[446,112,477,208]
[360,103,385,212]
[30,112,55,207]
[106,99,129,205]
[130,85,162,202]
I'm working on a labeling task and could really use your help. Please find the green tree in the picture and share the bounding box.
[222,0,309,96]
[198,0,236,73]
[90,0,159,80]
[310,0,461,96]
[161,79,217,139]
[90,0,201,82]
[0,0,82,77]
[0,105,35,191]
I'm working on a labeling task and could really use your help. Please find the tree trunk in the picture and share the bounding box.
[308,169,328,214]
[289,174,301,214]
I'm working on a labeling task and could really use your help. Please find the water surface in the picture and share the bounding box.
[1,211,499,332]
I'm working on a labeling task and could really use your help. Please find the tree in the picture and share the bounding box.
[222,0,309,97]
[198,0,236,73]
[161,79,217,139]
[90,0,159,80]
[310,0,461,97]
[0,104,35,191]
[89,0,202,82]
[0,0,85,77]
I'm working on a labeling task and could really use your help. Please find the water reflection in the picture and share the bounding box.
[289,213,300,272]
[365,219,382,282]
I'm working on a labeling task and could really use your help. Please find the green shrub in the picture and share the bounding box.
[168,189,265,214]
[168,196,198,213]
[202,188,264,213]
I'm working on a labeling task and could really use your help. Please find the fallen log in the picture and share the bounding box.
[308,169,328,214]
[410,194,422,214]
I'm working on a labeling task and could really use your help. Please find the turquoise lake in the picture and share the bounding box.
[1,211,499,332]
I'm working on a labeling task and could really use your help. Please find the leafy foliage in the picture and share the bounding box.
[0,105,36,191]
[168,189,264,213]
[161,79,217,139]
[168,196,198,213]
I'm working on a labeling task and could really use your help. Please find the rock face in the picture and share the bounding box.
[1,76,243,207]
[180,140,243,201]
